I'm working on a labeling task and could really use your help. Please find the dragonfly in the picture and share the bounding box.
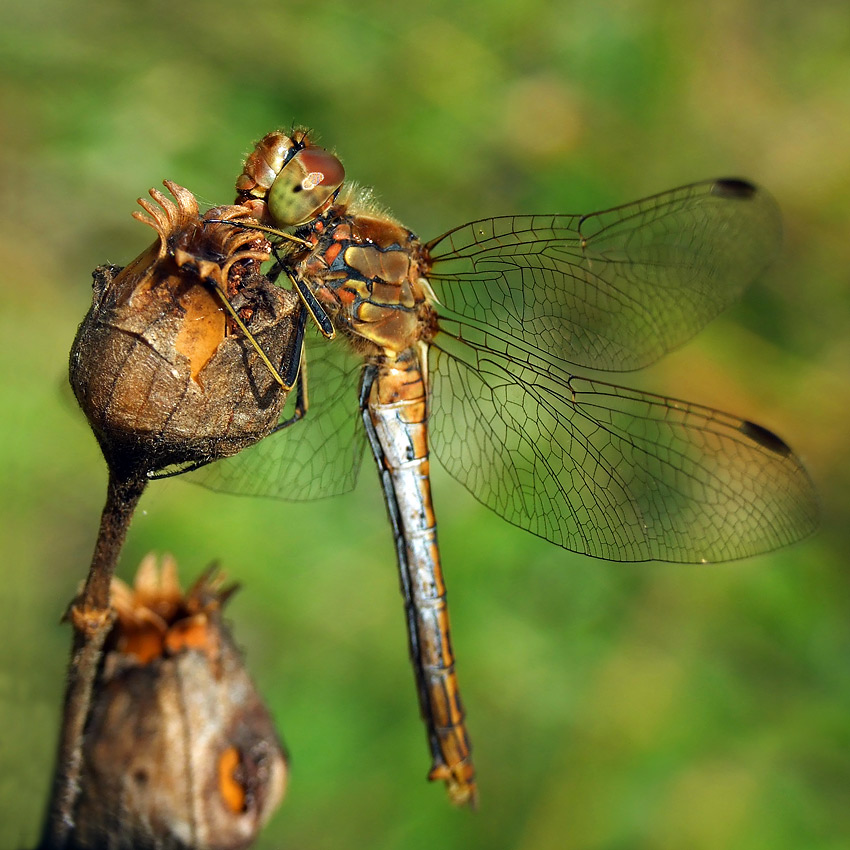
[191,129,818,806]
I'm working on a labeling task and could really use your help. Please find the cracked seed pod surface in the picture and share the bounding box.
[71,554,288,850]
[69,181,300,478]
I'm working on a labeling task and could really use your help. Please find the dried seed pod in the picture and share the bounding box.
[69,181,300,478]
[71,554,287,850]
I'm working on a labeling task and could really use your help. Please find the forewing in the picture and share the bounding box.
[429,332,818,562]
[426,179,781,372]
[189,329,366,500]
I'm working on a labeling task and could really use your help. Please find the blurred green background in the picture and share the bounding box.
[2,1,849,848]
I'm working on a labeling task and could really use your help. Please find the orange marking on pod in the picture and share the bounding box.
[218,746,246,813]
[164,614,211,654]
[120,625,166,665]
[175,284,226,383]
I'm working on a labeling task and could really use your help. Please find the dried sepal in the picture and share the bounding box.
[109,553,238,666]
[72,555,287,850]
[69,181,300,479]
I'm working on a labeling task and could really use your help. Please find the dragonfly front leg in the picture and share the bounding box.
[360,358,477,807]
[268,243,336,341]
[204,277,292,389]
[271,304,310,432]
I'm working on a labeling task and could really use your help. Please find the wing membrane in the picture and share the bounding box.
[190,329,366,500]
[426,179,780,372]
[429,329,817,562]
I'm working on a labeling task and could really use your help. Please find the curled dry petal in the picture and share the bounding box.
[109,553,238,665]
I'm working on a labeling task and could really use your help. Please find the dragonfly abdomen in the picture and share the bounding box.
[365,349,476,806]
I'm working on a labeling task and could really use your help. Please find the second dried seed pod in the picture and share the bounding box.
[71,554,288,850]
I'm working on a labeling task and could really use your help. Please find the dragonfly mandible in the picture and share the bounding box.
[191,129,818,806]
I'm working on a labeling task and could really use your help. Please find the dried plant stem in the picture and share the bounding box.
[39,468,148,850]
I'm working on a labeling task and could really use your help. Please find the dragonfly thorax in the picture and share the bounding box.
[296,206,436,354]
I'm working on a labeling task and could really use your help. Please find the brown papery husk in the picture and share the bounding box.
[69,181,299,479]
[70,554,287,850]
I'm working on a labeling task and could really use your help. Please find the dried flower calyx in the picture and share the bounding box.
[71,554,287,850]
[69,181,301,479]
[107,550,238,666]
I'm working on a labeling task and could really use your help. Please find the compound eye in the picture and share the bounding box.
[267,147,345,226]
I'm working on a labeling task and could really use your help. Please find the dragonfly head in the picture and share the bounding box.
[236,129,345,227]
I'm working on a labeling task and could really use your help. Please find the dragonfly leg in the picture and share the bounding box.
[204,278,291,388]
[282,302,307,389]
[271,309,310,433]
[285,270,336,340]
[266,242,335,340]
[204,216,311,249]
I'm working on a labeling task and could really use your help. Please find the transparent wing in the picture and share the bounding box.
[189,328,367,500]
[429,331,818,562]
[425,179,781,372]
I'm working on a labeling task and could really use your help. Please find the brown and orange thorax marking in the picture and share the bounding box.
[295,206,438,354]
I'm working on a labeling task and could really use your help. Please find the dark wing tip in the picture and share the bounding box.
[739,420,792,457]
[711,178,759,200]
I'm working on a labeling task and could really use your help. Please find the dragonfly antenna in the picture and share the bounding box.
[205,218,312,249]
